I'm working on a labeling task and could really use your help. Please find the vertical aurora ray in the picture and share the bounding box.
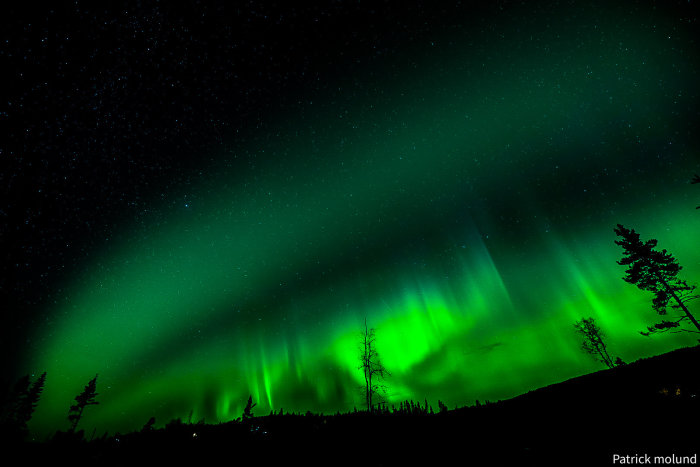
[23,2,700,437]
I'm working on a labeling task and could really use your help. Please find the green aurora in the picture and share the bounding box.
[23,2,700,437]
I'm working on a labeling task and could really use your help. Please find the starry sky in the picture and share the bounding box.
[2,1,699,437]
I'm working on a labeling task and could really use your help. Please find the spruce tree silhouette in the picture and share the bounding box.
[141,416,156,432]
[68,375,99,433]
[614,224,700,335]
[0,372,46,439]
[242,395,256,422]
[17,372,45,433]
[573,317,618,368]
[1,376,30,432]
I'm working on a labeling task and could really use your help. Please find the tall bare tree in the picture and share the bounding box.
[359,318,389,412]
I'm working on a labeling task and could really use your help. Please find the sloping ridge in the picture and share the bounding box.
[504,344,700,408]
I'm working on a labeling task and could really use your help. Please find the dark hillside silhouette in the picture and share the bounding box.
[6,345,699,466]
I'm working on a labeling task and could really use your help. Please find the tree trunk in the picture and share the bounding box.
[70,406,84,433]
[596,340,614,368]
[363,319,370,412]
[661,277,700,332]
[368,338,373,412]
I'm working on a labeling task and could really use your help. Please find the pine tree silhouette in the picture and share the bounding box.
[68,375,99,433]
[614,224,700,335]
[242,395,256,421]
[141,416,156,432]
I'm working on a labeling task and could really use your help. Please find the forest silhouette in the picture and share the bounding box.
[2,346,699,466]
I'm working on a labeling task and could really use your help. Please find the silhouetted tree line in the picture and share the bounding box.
[0,372,102,443]
[0,372,46,441]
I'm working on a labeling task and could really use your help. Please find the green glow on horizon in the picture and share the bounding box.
[22,2,700,437]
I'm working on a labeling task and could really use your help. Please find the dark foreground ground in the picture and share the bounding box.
[4,345,699,466]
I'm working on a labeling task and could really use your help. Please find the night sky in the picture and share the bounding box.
[2,1,699,438]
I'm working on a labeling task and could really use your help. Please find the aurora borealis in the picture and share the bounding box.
[3,1,699,439]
